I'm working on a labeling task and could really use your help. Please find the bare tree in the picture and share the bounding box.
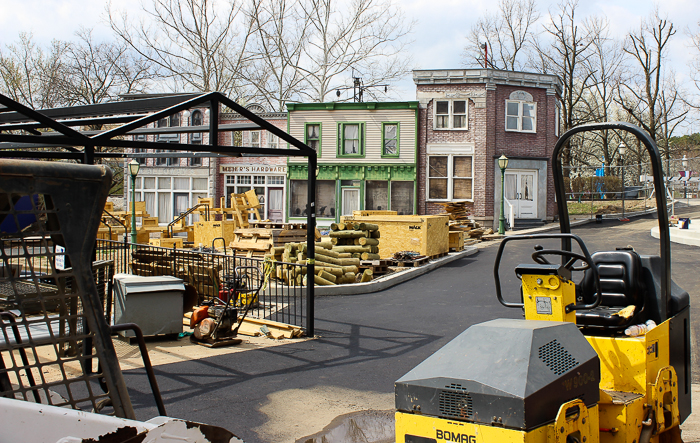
[243,0,308,111]
[615,9,675,145]
[0,33,67,109]
[293,0,414,102]
[579,16,626,169]
[688,22,700,109]
[108,0,253,98]
[59,28,151,106]
[530,0,595,175]
[464,0,539,70]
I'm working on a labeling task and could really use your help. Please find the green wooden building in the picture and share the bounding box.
[286,101,419,226]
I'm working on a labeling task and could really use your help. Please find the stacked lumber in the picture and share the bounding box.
[236,317,304,339]
[183,312,304,339]
[229,224,313,258]
[434,201,473,221]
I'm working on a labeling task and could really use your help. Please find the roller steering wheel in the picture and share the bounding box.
[531,246,592,272]
[494,233,603,312]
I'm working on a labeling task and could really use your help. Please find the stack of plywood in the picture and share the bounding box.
[230,224,309,258]
[340,215,449,259]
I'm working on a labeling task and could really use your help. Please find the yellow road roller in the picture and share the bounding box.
[395,122,691,443]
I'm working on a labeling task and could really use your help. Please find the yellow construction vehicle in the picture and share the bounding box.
[395,122,691,443]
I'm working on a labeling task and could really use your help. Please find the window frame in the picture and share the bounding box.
[505,100,537,133]
[304,123,322,155]
[381,122,400,158]
[267,133,278,149]
[249,130,261,148]
[426,154,474,202]
[433,99,468,131]
[337,122,365,158]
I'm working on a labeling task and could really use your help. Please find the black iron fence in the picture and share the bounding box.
[95,239,309,332]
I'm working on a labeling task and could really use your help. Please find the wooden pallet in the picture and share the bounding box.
[393,256,429,267]
[359,259,392,275]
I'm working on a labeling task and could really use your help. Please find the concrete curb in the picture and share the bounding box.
[313,246,479,296]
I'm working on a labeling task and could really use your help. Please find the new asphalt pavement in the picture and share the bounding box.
[120,206,700,443]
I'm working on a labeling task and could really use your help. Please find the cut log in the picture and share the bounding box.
[360,268,373,282]
[337,252,352,258]
[328,230,367,239]
[330,222,345,231]
[317,239,333,249]
[342,265,359,274]
[314,255,343,267]
[352,253,362,259]
[338,258,361,266]
[361,252,381,260]
[371,230,380,239]
[317,270,337,283]
[358,223,379,231]
[303,274,335,286]
[316,266,343,277]
[344,222,355,230]
[315,246,340,258]
[358,237,379,246]
[332,245,371,253]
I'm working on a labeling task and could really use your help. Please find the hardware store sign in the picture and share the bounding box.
[220,165,287,174]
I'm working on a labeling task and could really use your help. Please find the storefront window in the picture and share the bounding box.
[391,181,414,215]
[366,181,388,211]
[289,180,336,218]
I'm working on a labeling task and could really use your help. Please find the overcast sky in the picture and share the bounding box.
[1,0,699,131]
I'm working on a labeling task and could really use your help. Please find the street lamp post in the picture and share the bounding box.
[498,155,509,235]
[618,142,627,221]
[129,160,140,245]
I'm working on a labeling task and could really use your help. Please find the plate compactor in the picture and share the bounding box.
[395,122,691,443]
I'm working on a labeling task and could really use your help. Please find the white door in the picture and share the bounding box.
[268,188,283,223]
[342,188,360,216]
[504,170,538,219]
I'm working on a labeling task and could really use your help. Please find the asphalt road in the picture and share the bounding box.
[121,208,700,443]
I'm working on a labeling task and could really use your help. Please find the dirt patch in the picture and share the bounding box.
[253,386,394,443]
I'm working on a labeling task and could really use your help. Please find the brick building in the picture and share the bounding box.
[413,69,562,229]
[216,105,288,223]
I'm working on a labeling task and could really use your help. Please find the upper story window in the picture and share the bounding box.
[156,113,180,144]
[339,122,364,157]
[267,133,278,149]
[434,100,467,130]
[250,131,261,148]
[305,123,321,153]
[382,123,399,157]
[190,110,203,145]
[505,90,537,133]
[133,135,147,165]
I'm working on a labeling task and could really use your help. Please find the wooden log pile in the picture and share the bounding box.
[273,222,381,286]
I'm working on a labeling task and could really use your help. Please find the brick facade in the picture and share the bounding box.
[414,69,562,227]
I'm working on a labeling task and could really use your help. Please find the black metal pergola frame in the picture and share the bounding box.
[0,91,318,335]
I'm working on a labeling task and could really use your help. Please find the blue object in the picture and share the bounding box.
[0,195,39,234]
